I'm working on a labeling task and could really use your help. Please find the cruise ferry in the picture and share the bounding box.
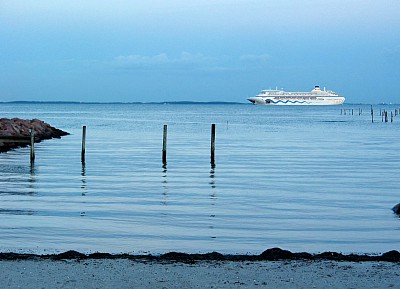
[248,85,345,105]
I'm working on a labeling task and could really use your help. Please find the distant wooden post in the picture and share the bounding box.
[371,106,374,123]
[385,111,388,123]
[211,124,216,165]
[30,128,35,163]
[81,125,86,163]
[162,125,167,164]
[391,111,393,122]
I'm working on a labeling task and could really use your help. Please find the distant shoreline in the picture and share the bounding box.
[1,101,398,105]
[0,101,245,105]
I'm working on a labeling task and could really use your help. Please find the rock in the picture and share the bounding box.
[51,250,87,260]
[392,203,400,215]
[380,250,400,261]
[0,118,69,152]
[259,247,294,260]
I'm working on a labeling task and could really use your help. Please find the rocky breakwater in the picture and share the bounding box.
[0,118,69,153]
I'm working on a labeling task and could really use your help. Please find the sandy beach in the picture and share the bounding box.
[1,258,399,288]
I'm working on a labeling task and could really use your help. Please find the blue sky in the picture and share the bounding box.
[1,0,399,103]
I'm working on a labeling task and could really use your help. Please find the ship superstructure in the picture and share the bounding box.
[248,85,345,105]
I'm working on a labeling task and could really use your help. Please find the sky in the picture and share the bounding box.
[1,0,399,103]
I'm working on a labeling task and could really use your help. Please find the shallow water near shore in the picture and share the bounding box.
[0,102,399,255]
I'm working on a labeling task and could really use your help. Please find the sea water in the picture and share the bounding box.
[0,102,399,254]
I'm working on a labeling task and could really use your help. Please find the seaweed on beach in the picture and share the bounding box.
[0,248,399,263]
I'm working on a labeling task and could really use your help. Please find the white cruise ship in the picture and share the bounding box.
[248,85,345,105]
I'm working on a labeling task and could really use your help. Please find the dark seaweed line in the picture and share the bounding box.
[1,248,399,263]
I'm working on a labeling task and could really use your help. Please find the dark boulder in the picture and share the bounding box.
[380,250,400,262]
[51,250,87,260]
[392,203,400,215]
[259,247,294,260]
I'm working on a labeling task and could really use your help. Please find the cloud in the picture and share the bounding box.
[113,52,222,71]
[113,52,273,73]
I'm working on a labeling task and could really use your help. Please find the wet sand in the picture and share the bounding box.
[0,249,399,288]
[1,259,399,288]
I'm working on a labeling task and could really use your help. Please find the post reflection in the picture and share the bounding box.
[81,161,87,196]
[0,164,37,196]
[209,163,216,190]
[27,162,37,195]
[161,162,168,206]
[209,162,217,238]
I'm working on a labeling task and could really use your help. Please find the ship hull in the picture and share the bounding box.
[248,86,345,105]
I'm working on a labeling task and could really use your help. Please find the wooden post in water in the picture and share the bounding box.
[30,128,35,163]
[162,124,167,164]
[371,106,374,123]
[385,111,388,123]
[391,111,394,122]
[210,124,216,165]
[81,125,86,163]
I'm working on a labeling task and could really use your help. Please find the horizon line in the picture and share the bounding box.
[0,101,398,105]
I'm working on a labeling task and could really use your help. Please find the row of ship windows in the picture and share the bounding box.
[271,97,318,100]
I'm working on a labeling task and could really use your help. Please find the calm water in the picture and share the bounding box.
[0,103,399,255]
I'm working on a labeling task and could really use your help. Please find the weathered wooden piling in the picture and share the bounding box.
[371,106,374,123]
[385,111,388,123]
[162,124,167,164]
[30,128,35,163]
[81,125,86,163]
[211,124,216,165]
[391,111,393,122]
